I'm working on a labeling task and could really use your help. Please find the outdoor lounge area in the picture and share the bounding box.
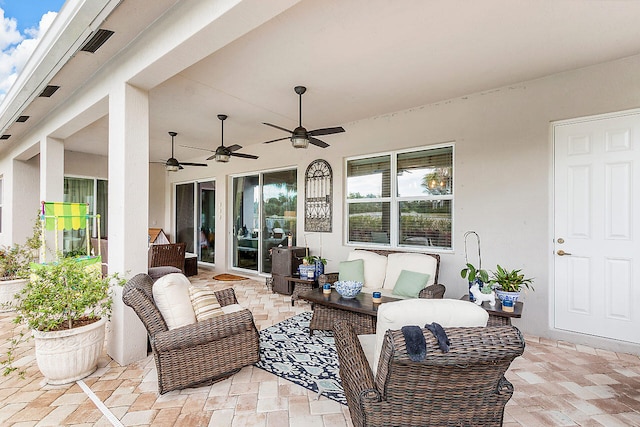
[0,269,639,426]
[1,1,640,425]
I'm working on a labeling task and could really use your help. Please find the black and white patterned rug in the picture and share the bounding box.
[254,312,346,405]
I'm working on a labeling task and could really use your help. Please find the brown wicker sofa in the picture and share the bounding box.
[334,320,525,427]
[122,273,260,394]
[316,248,446,300]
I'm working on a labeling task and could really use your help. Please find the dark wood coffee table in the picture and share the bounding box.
[299,288,400,335]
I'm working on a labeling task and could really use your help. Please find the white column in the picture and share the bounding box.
[40,136,64,202]
[107,82,149,365]
[39,136,65,261]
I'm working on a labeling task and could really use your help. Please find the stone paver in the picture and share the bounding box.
[0,268,639,426]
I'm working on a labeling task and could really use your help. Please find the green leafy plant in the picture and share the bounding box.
[460,263,489,284]
[2,255,124,377]
[490,265,534,293]
[303,255,327,265]
[0,217,41,280]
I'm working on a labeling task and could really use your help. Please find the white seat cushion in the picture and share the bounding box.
[152,273,196,330]
[371,299,489,375]
[358,334,377,371]
[382,253,438,290]
[347,250,387,289]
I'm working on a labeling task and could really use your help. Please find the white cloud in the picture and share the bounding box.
[0,10,57,102]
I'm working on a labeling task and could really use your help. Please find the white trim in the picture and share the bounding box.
[76,379,124,427]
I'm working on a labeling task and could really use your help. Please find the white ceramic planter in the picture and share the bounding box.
[33,317,107,385]
[0,278,28,312]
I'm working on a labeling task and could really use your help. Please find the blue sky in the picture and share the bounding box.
[0,0,66,101]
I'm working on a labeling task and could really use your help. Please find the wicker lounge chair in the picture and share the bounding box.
[333,320,525,427]
[148,242,186,273]
[122,273,260,394]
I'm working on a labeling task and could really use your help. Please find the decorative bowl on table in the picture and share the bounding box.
[334,280,363,299]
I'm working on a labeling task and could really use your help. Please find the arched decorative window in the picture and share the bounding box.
[304,159,332,232]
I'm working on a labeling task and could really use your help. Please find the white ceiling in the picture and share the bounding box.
[26,0,640,162]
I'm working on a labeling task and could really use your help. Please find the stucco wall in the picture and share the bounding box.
[167,54,640,353]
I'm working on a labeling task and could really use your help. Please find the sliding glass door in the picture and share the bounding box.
[232,175,259,270]
[199,181,215,263]
[232,169,297,274]
[175,180,216,263]
[63,177,108,256]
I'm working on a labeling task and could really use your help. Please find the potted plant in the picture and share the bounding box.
[0,218,41,312]
[300,255,327,280]
[461,231,489,301]
[3,254,122,384]
[490,264,534,304]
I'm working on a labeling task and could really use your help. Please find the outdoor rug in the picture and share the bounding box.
[254,312,346,405]
[213,273,248,281]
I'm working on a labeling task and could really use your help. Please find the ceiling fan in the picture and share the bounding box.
[182,114,258,163]
[261,85,345,149]
[159,131,208,171]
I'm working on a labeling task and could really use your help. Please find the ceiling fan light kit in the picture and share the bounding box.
[261,85,345,149]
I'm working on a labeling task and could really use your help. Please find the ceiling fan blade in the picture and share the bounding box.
[263,136,290,144]
[179,165,184,170]
[231,152,259,159]
[263,122,293,134]
[206,154,216,161]
[226,144,242,152]
[179,162,208,167]
[309,137,330,148]
[180,144,213,153]
[308,126,345,137]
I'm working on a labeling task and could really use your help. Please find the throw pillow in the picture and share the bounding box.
[152,273,196,330]
[347,250,387,288]
[189,286,224,321]
[392,270,431,298]
[338,259,365,283]
[383,253,438,290]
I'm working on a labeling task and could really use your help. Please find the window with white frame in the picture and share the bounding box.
[346,144,453,250]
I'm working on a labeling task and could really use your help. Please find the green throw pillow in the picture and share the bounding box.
[392,269,431,298]
[338,259,365,283]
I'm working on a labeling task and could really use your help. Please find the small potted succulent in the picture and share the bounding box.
[300,255,327,280]
[490,264,534,304]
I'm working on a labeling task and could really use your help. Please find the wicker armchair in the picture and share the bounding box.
[334,320,525,427]
[122,273,260,394]
[148,243,186,273]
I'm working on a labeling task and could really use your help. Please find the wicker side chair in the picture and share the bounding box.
[334,321,525,427]
[148,243,186,273]
[122,273,260,394]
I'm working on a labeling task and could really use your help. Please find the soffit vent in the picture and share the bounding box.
[16,116,29,122]
[1,135,11,140]
[39,85,60,97]
[80,29,115,53]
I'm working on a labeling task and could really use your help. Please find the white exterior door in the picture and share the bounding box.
[553,111,640,344]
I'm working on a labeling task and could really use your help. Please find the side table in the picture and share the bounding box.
[285,275,317,306]
[184,253,198,276]
[460,294,523,326]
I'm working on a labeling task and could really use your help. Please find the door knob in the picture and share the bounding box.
[557,250,572,256]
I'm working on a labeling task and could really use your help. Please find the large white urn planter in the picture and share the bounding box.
[0,278,28,312]
[33,317,107,385]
